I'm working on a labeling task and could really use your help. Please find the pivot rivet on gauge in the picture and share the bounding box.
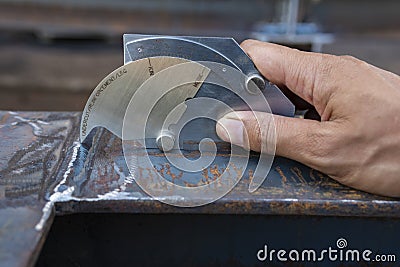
[156,131,175,152]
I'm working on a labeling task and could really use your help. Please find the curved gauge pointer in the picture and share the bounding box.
[80,56,192,143]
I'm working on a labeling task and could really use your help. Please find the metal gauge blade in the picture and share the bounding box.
[122,61,211,144]
[80,56,191,143]
[123,34,295,117]
[79,35,297,199]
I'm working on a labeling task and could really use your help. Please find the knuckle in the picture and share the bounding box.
[245,113,276,152]
[250,114,275,151]
[288,53,336,102]
[240,39,253,47]
[240,39,259,53]
[339,55,359,63]
[339,55,369,68]
[248,117,264,151]
[313,55,336,86]
[304,126,338,165]
[319,55,336,75]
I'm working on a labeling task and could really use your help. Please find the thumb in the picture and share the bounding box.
[216,111,331,170]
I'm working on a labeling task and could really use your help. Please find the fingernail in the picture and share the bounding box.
[216,116,244,147]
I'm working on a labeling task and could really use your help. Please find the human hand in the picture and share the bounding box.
[216,40,400,197]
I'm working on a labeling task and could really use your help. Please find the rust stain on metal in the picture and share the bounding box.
[183,181,197,188]
[309,169,317,181]
[210,165,221,180]
[275,166,287,184]
[228,162,243,178]
[248,169,254,184]
[290,167,307,184]
[164,163,183,183]
[201,168,210,184]
[316,170,326,180]
[0,112,10,125]
[89,163,121,194]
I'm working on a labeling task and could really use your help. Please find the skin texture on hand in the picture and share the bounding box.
[216,40,400,197]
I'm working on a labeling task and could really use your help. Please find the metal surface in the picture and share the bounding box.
[0,111,79,267]
[1,111,400,267]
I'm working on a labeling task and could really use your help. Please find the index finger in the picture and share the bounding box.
[241,39,337,107]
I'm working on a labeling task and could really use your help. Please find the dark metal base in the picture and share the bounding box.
[36,213,400,267]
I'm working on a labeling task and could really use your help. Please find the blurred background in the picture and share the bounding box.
[0,0,399,111]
